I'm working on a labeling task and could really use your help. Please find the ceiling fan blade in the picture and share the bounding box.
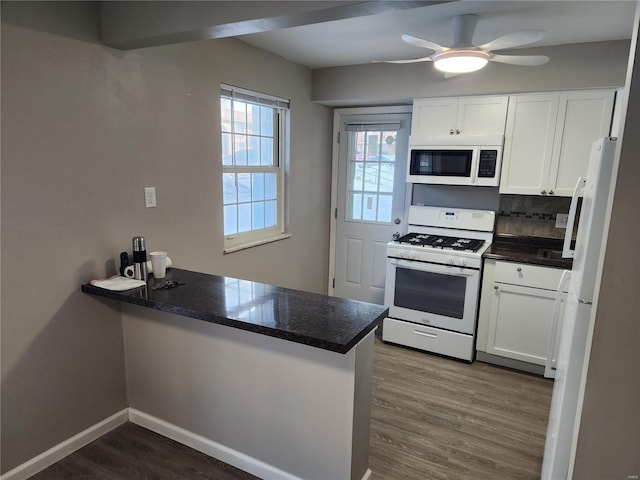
[479,30,546,52]
[401,34,446,53]
[375,56,434,64]
[490,54,550,66]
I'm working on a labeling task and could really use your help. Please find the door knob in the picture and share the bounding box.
[394,217,401,225]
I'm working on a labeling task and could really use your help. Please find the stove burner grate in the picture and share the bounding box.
[395,232,485,252]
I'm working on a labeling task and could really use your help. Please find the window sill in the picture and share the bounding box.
[223,233,292,254]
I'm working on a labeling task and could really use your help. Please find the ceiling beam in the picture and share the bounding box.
[100,1,449,50]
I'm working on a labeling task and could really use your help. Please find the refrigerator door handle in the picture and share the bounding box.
[562,177,587,258]
[544,270,572,379]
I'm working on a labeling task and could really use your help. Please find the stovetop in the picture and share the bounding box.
[395,232,486,253]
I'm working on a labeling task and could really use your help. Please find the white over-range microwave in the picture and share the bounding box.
[406,135,503,187]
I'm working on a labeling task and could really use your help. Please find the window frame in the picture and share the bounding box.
[220,84,291,253]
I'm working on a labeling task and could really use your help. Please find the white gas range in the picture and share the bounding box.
[383,206,495,362]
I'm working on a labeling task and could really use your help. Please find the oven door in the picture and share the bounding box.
[384,257,480,334]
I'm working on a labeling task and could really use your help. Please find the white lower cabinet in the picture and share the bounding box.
[480,260,564,367]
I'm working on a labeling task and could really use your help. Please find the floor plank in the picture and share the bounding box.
[30,338,553,479]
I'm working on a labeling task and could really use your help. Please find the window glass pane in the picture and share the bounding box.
[252,202,265,230]
[351,162,364,191]
[252,173,264,201]
[247,103,260,135]
[248,136,260,165]
[265,173,277,200]
[379,162,394,192]
[234,101,247,134]
[382,131,396,161]
[261,137,273,166]
[221,98,232,133]
[237,173,251,203]
[362,193,377,221]
[238,203,252,232]
[224,205,237,235]
[260,106,273,136]
[222,133,233,165]
[350,192,363,220]
[377,194,392,222]
[223,173,237,205]
[364,163,380,192]
[265,200,277,227]
[234,137,248,166]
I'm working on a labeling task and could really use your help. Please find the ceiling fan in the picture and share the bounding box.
[384,14,550,75]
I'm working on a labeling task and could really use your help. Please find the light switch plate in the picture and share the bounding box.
[555,213,568,228]
[144,187,157,208]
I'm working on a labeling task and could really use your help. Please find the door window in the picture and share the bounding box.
[346,124,399,223]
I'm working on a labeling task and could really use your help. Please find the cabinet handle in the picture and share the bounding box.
[449,129,455,135]
[494,285,499,290]
[517,267,522,272]
[541,190,547,195]
[456,129,461,134]
[548,190,554,195]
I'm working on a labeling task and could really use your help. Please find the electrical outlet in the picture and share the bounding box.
[144,187,157,208]
[555,213,568,228]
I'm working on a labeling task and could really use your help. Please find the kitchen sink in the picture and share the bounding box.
[538,248,565,260]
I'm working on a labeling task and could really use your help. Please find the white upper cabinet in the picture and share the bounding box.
[411,95,508,142]
[500,89,615,196]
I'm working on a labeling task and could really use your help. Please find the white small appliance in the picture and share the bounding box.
[383,206,495,361]
[407,135,503,186]
[541,137,617,479]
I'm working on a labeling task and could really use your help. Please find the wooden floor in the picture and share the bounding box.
[31,338,553,480]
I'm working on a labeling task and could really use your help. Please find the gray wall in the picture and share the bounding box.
[312,40,629,106]
[0,1,332,473]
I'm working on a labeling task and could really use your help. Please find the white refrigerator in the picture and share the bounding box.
[541,137,618,479]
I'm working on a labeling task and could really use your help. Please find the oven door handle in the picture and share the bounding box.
[388,258,477,276]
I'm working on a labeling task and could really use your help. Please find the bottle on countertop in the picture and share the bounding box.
[132,236,148,281]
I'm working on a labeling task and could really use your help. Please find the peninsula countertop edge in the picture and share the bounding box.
[82,268,388,354]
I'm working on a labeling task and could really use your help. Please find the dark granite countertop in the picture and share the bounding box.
[82,268,388,354]
[483,234,573,270]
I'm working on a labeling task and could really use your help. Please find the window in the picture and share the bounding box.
[220,85,290,252]
[346,123,400,223]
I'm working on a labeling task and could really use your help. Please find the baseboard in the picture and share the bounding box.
[361,468,372,480]
[0,409,128,480]
[128,408,303,480]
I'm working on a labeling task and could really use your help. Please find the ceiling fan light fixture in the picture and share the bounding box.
[433,50,490,73]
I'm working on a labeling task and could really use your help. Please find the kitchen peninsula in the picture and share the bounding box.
[82,268,387,480]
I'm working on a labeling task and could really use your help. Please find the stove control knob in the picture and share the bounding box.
[447,256,455,265]
[458,258,467,267]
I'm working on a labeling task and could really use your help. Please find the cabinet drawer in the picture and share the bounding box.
[382,318,474,361]
[495,261,563,290]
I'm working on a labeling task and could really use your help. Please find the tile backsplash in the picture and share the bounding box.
[497,195,571,239]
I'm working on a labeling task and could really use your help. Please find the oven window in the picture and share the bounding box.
[394,267,466,319]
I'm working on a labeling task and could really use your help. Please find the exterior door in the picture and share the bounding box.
[333,113,410,304]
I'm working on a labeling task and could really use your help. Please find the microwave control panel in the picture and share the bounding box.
[478,150,498,178]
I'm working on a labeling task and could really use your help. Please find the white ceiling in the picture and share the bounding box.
[239,1,637,69]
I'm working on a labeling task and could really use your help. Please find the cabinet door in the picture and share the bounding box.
[500,93,560,195]
[456,96,508,138]
[548,90,615,196]
[411,97,458,139]
[486,282,557,365]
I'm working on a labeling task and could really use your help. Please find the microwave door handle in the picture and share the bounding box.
[470,149,478,185]
[562,177,586,258]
